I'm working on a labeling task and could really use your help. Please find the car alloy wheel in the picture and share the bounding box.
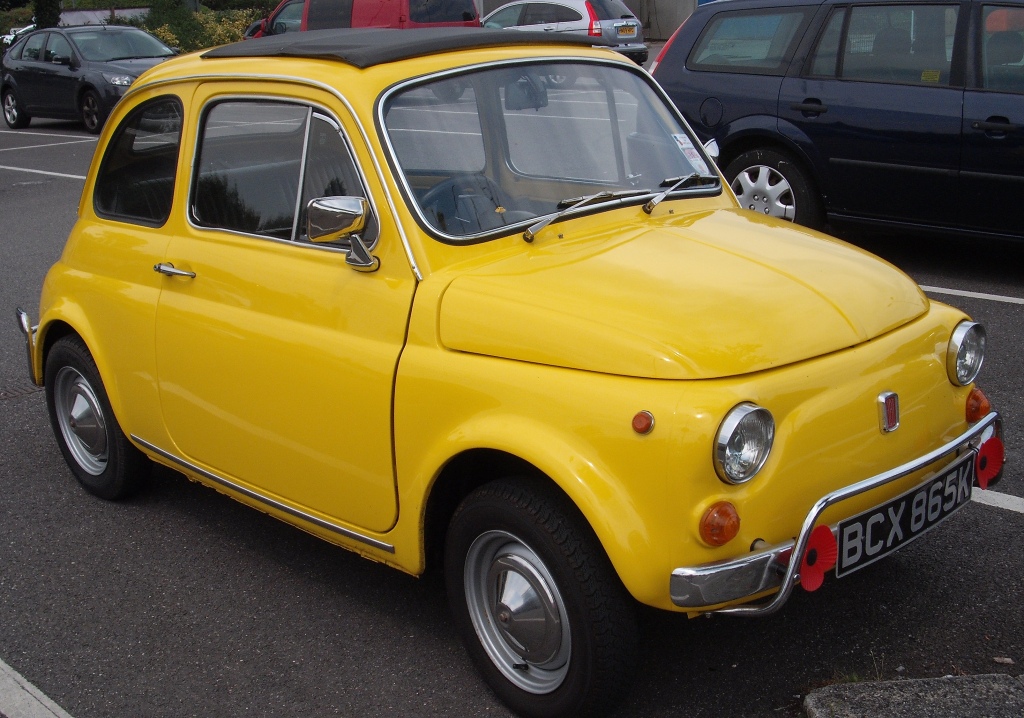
[3,90,29,129]
[724,148,823,229]
[80,90,104,134]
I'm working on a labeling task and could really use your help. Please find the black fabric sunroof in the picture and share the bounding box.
[202,28,615,69]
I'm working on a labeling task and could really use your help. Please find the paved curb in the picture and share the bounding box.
[804,674,1024,718]
[0,659,73,718]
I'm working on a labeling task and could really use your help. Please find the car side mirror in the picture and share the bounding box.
[51,54,71,66]
[703,139,720,163]
[307,196,367,242]
[504,74,548,111]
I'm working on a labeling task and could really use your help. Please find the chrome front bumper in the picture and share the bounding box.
[670,411,1001,616]
[15,308,40,386]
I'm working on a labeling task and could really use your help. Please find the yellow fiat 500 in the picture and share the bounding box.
[16,28,1004,718]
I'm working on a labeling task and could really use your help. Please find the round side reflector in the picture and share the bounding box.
[699,502,740,547]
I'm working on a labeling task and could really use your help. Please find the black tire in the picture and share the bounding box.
[44,336,150,500]
[2,88,30,129]
[445,478,638,718]
[431,79,466,103]
[723,148,823,229]
[80,89,106,134]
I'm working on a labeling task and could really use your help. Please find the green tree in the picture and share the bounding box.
[32,0,60,28]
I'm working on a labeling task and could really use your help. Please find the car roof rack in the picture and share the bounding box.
[202,27,614,69]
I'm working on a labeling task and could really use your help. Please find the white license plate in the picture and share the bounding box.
[617,25,637,37]
[835,450,976,578]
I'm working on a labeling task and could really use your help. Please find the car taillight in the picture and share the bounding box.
[585,1,602,36]
[650,20,685,74]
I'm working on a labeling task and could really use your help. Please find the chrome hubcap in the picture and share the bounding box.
[54,366,108,475]
[731,164,796,221]
[464,530,570,694]
[82,96,99,128]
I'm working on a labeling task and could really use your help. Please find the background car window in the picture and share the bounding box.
[522,3,577,24]
[305,0,353,31]
[808,9,845,76]
[841,4,958,85]
[409,0,477,23]
[485,5,523,28]
[587,0,632,20]
[44,33,72,62]
[270,0,306,33]
[384,82,485,173]
[70,29,173,62]
[192,102,308,240]
[94,97,183,225]
[22,32,45,61]
[298,114,378,245]
[688,10,808,75]
[982,6,1024,91]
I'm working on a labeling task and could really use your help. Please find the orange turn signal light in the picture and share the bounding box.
[966,387,991,423]
[699,501,740,547]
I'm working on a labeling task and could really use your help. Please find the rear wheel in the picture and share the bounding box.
[445,479,638,718]
[80,89,106,134]
[2,88,30,129]
[724,148,823,229]
[45,336,149,499]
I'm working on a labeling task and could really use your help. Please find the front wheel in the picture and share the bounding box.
[724,148,823,229]
[80,89,106,134]
[3,89,30,129]
[45,336,150,499]
[445,479,638,718]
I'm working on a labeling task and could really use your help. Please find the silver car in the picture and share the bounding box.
[483,0,647,65]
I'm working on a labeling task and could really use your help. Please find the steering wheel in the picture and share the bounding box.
[419,173,530,236]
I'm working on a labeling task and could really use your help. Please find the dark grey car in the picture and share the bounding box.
[2,25,175,133]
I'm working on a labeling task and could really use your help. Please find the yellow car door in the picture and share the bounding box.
[153,91,416,533]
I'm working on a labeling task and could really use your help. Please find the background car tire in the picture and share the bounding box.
[80,89,106,134]
[546,68,577,89]
[44,336,150,500]
[2,89,30,129]
[445,478,638,718]
[724,148,823,229]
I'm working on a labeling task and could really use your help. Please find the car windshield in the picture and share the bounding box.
[382,61,717,241]
[70,30,174,62]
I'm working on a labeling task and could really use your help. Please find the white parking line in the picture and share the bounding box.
[973,488,1024,514]
[0,139,96,153]
[0,165,86,180]
[922,285,1024,305]
[0,658,73,718]
[0,129,95,140]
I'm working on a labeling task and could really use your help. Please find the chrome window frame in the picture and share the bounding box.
[186,94,380,254]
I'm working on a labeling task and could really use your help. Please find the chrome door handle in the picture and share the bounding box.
[153,262,196,278]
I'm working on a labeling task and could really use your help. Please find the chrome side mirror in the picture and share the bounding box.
[703,139,720,163]
[306,196,378,272]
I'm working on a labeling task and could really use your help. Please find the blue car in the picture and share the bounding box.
[652,0,1024,240]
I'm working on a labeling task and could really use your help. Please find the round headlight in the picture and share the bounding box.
[947,321,986,386]
[713,402,775,484]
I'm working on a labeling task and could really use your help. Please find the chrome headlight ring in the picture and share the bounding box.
[947,321,986,387]
[713,402,775,485]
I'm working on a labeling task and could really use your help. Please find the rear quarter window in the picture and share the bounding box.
[688,9,810,75]
[307,0,353,30]
[93,97,183,226]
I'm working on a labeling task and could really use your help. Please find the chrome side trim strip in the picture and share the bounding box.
[131,435,396,554]
[15,308,40,386]
[670,411,1000,615]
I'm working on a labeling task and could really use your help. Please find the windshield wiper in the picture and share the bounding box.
[523,189,647,243]
[642,173,719,214]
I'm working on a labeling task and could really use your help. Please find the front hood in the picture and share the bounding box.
[92,56,170,75]
[438,210,928,380]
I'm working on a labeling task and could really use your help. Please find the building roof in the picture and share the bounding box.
[202,27,614,69]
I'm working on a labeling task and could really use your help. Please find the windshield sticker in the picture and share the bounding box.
[672,134,710,175]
